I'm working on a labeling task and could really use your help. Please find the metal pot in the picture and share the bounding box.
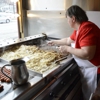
[1,59,29,85]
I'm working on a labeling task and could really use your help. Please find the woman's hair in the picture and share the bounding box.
[66,5,88,23]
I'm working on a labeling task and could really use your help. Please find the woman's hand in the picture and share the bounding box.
[47,40,54,46]
[58,45,69,55]
[48,40,59,46]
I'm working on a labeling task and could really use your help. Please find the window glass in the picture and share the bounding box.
[0,0,18,41]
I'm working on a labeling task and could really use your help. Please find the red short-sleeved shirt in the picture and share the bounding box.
[70,21,100,73]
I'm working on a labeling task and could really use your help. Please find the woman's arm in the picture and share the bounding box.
[59,45,96,60]
[48,37,74,46]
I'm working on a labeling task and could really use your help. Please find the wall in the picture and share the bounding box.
[87,11,100,28]
[24,10,73,38]
[22,0,73,38]
[22,0,100,38]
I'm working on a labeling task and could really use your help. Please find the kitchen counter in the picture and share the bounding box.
[0,76,42,100]
[1,57,81,100]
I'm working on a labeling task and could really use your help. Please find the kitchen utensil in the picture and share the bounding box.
[54,56,67,63]
[1,59,29,85]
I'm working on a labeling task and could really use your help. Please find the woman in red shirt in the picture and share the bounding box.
[48,5,100,100]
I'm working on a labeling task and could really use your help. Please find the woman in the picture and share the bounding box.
[48,5,100,100]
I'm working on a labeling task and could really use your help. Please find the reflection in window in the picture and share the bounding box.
[0,0,18,41]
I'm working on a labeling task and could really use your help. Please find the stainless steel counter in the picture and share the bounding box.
[0,57,79,100]
[0,35,82,100]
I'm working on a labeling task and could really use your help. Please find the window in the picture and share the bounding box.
[0,0,19,41]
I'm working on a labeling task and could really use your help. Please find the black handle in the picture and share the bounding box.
[1,64,12,82]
